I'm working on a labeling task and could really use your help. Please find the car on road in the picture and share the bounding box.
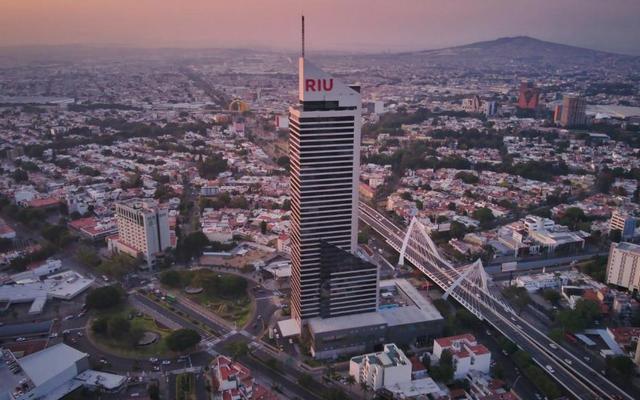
[49,333,58,338]
[548,343,558,349]
[15,337,26,342]
[545,365,555,373]
[63,315,74,321]
[564,358,572,365]
[77,331,84,337]
[161,360,171,365]
[99,358,109,365]
[583,356,590,361]
[148,357,158,363]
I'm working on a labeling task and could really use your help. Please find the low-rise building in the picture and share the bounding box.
[432,334,491,379]
[349,343,411,391]
[0,343,125,400]
[304,279,444,360]
[210,355,278,400]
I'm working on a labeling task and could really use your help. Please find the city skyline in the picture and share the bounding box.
[2,0,640,55]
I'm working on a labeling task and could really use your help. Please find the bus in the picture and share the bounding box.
[166,294,177,304]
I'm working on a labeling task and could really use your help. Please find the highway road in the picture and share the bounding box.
[358,202,634,400]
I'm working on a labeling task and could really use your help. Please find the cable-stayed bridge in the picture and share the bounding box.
[359,201,633,400]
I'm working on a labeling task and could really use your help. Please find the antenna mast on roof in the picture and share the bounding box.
[301,15,305,58]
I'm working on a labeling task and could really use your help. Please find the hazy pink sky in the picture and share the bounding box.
[2,0,640,54]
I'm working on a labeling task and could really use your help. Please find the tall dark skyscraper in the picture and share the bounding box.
[288,45,378,326]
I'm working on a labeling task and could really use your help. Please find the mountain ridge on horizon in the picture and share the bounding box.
[1,35,638,58]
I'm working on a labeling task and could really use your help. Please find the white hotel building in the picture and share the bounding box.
[289,56,378,325]
[108,199,171,269]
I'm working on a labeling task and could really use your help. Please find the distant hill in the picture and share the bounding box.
[384,36,640,71]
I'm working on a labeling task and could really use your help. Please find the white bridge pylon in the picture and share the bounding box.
[396,216,503,319]
[398,216,452,269]
[442,259,489,300]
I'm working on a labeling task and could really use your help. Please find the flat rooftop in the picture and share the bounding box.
[0,271,93,314]
[309,279,443,334]
[19,343,87,386]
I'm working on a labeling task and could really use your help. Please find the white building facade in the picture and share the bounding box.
[432,334,491,379]
[606,242,640,291]
[349,344,412,390]
[109,199,171,268]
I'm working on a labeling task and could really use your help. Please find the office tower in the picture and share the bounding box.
[317,241,378,318]
[560,94,587,127]
[109,199,171,268]
[610,210,637,240]
[484,101,498,116]
[289,40,377,324]
[606,242,640,291]
[517,81,540,110]
[553,104,563,124]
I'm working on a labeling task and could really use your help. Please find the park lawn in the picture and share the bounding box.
[89,312,173,359]
[191,291,252,327]
[167,269,254,327]
[176,373,196,400]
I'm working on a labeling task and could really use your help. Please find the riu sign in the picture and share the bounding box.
[305,78,334,92]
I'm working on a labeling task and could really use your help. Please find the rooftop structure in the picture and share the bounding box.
[0,343,125,400]
[0,270,93,315]
[305,279,444,359]
[349,343,411,390]
[432,333,491,379]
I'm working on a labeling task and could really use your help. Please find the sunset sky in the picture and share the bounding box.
[1,0,640,55]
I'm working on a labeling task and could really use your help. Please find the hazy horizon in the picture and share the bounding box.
[2,0,640,56]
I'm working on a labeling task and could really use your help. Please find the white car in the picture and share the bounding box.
[548,343,558,349]
[546,365,555,373]
[49,333,58,338]
[564,359,572,365]
[161,360,171,365]
[148,357,158,363]
[15,337,26,342]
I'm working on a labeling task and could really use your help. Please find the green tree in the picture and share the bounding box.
[472,207,495,228]
[502,285,531,314]
[160,270,183,288]
[76,245,101,268]
[86,285,124,310]
[166,329,201,352]
[260,220,267,235]
[606,355,635,380]
[91,317,109,334]
[455,171,479,184]
[556,298,600,332]
[542,289,561,305]
[197,153,228,179]
[430,349,454,382]
[107,316,130,340]
[449,221,467,239]
[12,168,29,182]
